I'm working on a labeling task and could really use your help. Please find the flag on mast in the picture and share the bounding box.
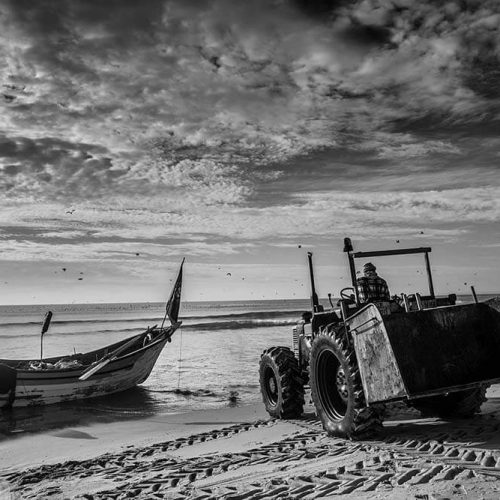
[165,258,184,325]
[41,311,53,336]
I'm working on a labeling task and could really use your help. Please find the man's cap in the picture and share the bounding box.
[363,262,376,272]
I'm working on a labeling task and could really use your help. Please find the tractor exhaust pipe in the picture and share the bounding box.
[343,238,360,305]
[307,252,321,312]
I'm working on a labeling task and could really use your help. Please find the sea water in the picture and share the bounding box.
[0,295,496,436]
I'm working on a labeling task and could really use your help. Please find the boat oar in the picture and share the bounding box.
[40,311,53,361]
[78,325,159,381]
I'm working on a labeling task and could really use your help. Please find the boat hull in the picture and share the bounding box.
[0,338,168,408]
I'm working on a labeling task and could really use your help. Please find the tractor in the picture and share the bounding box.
[259,238,500,438]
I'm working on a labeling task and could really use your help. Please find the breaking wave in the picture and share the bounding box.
[0,312,300,339]
[0,309,304,328]
[190,318,297,331]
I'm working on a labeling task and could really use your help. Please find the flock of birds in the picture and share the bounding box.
[58,207,142,281]
[3,213,475,295]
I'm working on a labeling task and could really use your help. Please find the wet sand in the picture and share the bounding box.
[3,388,500,499]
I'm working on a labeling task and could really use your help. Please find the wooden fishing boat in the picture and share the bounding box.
[0,325,178,408]
[0,261,184,409]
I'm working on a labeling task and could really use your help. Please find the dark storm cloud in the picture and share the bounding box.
[339,23,393,48]
[464,58,500,99]
[4,1,500,140]
[292,0,348,18]
[1,0,499,215]
[345,0,500,103]
[0,135,126,198]
[2,0,167,98]
[5,0,165,39]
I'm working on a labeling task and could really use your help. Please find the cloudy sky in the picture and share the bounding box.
[1,0,499,304]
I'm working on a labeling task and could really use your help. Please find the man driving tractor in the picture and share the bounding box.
[356,262,390,303]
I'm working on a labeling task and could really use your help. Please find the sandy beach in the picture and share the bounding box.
[2,386,500,499]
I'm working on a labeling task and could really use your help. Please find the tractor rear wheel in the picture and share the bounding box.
[410,385,489,419]
[309,326,383,438]
[259,346,305,419]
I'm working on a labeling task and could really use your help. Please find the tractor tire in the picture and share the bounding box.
[309,326,383,438]
[410,385,489,419]
[259,346,305,419]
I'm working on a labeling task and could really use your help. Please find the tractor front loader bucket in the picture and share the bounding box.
[347,299,500,405]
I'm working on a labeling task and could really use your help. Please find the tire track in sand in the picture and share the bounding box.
[5,410,500,499]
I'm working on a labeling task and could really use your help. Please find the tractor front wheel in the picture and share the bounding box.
[259,346,305,419]
[309,326,383,438]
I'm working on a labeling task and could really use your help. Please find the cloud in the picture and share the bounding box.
[0,134,127,199]
[0,0,499,288]
[302,187,500,223]
[2,0,497,182]
[357,133,462,159]
[0,235,251,264]
[0,184,497,266]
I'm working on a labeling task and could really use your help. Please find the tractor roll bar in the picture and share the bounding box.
[352,247,432,258]
[343,238,435,301]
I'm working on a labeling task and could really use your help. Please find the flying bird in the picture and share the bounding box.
[135,252,140,256]
[420,231,424,234]
[66,209,75,214]
[62,268,67,271]
[78,278,83,281]
[226,272,232,276]
[396,240,400,243]
[298,244,302,248]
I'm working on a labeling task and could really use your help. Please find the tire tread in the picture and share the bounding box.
[259,346,305,419]
[309,326,384,438]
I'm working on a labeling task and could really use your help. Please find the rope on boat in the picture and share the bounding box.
[177,326,183,390]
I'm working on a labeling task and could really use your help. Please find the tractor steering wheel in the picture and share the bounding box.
[340,287,355,301]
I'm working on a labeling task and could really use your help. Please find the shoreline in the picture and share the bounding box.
[0,403,269,473]
[2,388,500,498]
